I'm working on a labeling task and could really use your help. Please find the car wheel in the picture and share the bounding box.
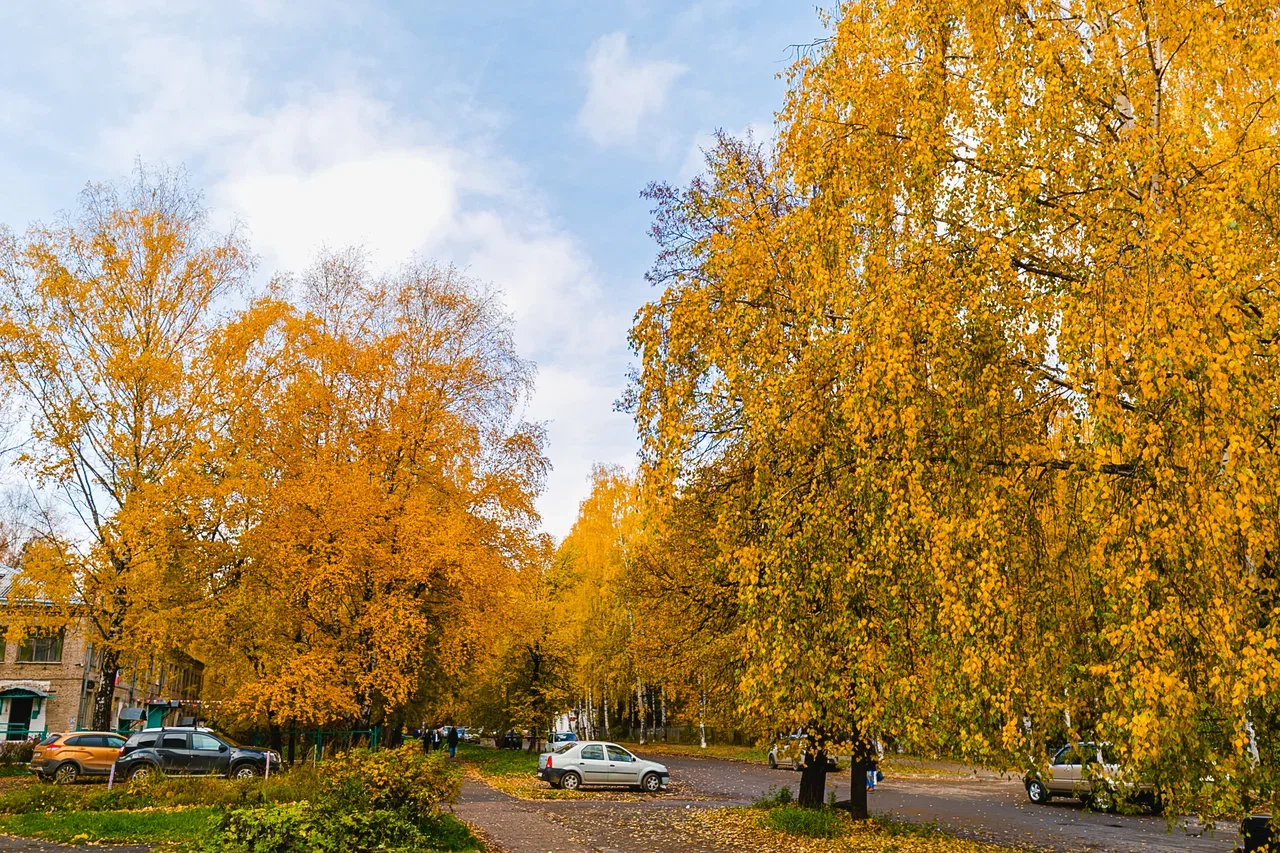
[1027,780,1051,804]
[129,764,157,783]
[232,764,262,780]
[560,771,581,791]
[641,773,662,793]
[54,763,79,785]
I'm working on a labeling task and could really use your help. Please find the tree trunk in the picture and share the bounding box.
[849,754,870,819]
[287,728,297,765]
[636,681,646,745]
[91,646,122,731]
[797,747,829,808]
[603,691,610,737]
[698,691,707,748]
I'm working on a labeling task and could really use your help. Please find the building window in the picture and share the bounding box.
[18,629,64,663]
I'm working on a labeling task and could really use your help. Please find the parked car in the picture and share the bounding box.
[537,740,669,792]
[29,731,127,784]
[549,731,578,744]
[1025,742,1159,812]
[115,727,280,781]
[768,732,837,772]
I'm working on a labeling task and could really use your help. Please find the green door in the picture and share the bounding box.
[147,706,165,728]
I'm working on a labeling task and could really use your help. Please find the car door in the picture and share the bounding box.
[1048,744,1086,795]
[78,736,113,774]
[576,743,610,786]
[606,744,641,784]
[155,732,192,774]
[59,735,96,771]
[190,733,228,776]
[98,735,127,774]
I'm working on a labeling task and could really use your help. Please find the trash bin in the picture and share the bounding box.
[1243,815,1272,852]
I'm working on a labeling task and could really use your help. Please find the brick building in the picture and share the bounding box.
[0,619,204,740]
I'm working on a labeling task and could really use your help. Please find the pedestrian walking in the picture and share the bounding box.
[867,755,879,791]
[431,728,443,752]
[447,725,460,758]
[420,726,430,753]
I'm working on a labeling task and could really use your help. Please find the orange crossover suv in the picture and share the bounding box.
[29,732,128,784]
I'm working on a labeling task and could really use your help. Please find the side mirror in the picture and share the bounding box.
[219,744,228,753]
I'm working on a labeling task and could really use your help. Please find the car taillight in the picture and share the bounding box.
[45,745,60,752]
[545,754,553,769]
[118,747,126,757]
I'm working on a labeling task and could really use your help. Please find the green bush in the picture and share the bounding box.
[319,745,459,822]
[212,746,468,853]
[763,804,851,838]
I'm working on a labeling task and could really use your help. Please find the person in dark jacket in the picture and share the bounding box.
[431,728,443,752]
[447,726,460,758]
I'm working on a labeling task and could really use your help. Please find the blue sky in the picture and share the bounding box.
[0,0,825,538]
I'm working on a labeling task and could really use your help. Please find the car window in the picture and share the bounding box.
[160,734,188,749]
[1051,746,1074,765]
[38,733,61,746]
[129,735,157,749]
[79,736,107,747]
[606,745,633,762]
[63,735,86,746]
[580,744,605,761]
[552,743,576,755]
[105,736,126,749]
[192,734,222,751]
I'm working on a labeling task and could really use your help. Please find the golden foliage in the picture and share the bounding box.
[632,0,1280,814]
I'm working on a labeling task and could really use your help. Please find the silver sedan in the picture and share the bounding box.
[537,741,670,792]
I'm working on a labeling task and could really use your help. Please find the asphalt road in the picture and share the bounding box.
[656,753,1239,852]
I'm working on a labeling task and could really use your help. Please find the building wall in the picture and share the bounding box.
[0,621,204,738]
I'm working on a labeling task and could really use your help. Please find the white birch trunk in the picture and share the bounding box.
[637,680,646,745]
[698,690,707,749]
[603,691,610,736]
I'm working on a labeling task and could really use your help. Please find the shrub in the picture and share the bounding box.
[212,745,466,852]
[318,745,460,822]
[0,741,35,765]
[214,802,320,853]
[763,804,851,838]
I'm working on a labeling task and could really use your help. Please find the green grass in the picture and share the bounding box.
[0,766,322,815]
[0,765,31,777]
[763,804,852,838]
[457,742,538,774]
[0,806,217,845]
[422,813,486,851]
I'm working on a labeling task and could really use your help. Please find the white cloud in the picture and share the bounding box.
[577,32,685,149]
[92,31,635,538]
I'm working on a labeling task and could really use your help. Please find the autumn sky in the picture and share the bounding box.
[0,0,821,537]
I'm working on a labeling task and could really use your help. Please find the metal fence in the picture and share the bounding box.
[244,728,383,764]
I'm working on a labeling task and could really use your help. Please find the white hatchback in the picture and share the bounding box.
[537,741,670,792]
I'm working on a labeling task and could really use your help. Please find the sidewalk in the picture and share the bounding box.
[454,779,593,853]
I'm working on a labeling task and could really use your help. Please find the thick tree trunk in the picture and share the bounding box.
[91,646,122,732]
[798,747,829,808]
[849,754,870,819]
